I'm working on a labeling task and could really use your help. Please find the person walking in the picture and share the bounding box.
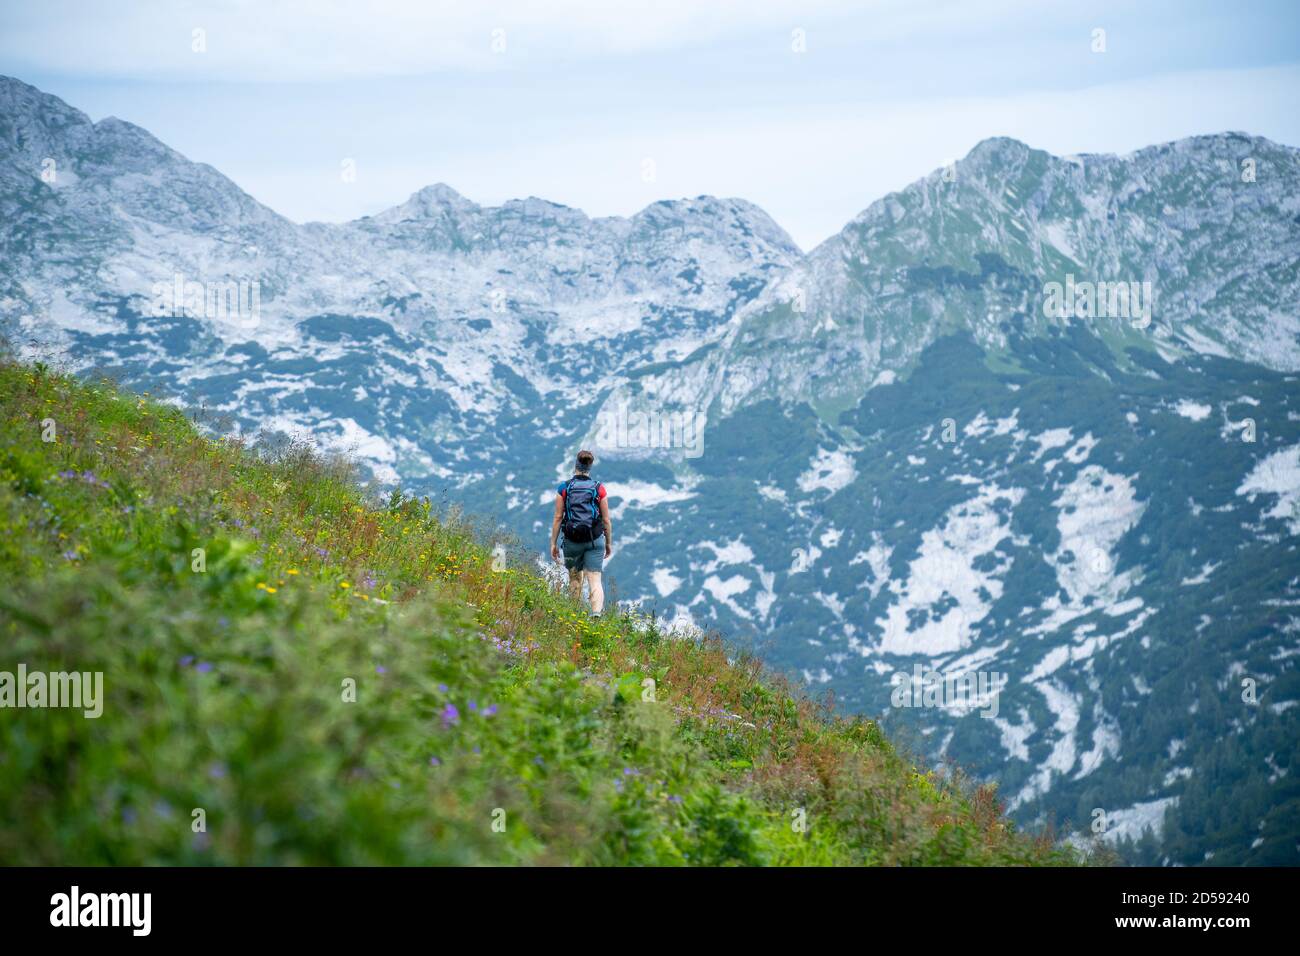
[550,450,612,614]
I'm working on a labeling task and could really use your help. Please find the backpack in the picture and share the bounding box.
[561,475,603,543]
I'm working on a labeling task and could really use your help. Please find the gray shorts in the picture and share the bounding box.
[561,535,605,573]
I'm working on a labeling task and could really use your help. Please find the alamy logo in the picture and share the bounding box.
[890,664,1006,718]
[50,886,151,936]
[0,664,103,718]
[1042,274,1152,328]
[151,271,261,330]
[593,401,705,459]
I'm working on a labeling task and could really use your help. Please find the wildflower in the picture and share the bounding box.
[179,655,195,667]
[436,683,448,693]
[375,665,387,675]
[338,581,350,589]
[429,756,441,767]
[286,568,299,575]
[195,662,214,674]
[482,704,497,717]
[440,704,460,728]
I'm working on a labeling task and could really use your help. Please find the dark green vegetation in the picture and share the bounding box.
[853,331,1300,866]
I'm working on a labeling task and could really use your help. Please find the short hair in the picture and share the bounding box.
[576,450,595,471]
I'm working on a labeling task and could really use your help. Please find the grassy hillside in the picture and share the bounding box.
[0,356,1082,865]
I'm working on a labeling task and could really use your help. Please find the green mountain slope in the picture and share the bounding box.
[0,355,1083,866]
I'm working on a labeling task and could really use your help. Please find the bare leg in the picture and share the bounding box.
[584,571,604,614]
[568,568,582,604]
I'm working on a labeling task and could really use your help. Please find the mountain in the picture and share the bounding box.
[2,74,1297,864]
[613,133,1300,422]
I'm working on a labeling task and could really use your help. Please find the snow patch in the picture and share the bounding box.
[1173,399,1212,422]
[797,447,856,494]
[874,484,1023,656]
[1031,428,1072,463]
[652,567,682,597]
[1236,444,1300,534]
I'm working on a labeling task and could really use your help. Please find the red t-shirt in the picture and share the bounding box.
[557,479,606,500]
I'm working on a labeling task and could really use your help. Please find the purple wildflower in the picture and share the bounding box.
[482,704,497,717]
[179,655,195,667]
[375,664,387,675]
[429,756,441,767]
[440,703,460,728]
[196,661,214,674]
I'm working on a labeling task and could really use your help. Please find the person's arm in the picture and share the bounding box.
[550,494,564,562]
[599,496,612,557]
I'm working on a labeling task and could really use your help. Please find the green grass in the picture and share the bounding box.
[0,356,1087,865]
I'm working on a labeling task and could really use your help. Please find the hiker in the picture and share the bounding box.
[550,450,612,614]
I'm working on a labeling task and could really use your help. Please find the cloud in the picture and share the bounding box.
[0,0,866,80]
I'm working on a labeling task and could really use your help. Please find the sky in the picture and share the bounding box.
[3,0,1299,250]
